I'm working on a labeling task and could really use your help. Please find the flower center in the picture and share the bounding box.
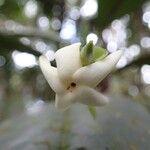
[71,82,76,87]
[67,82,76,92]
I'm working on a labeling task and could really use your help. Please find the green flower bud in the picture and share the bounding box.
[80,41,108,66]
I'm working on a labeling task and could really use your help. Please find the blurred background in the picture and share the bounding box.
[0,0,150,149]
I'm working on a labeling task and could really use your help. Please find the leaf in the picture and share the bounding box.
[93,47,108,61]
[88,106,96,119]
[80,41,94,66]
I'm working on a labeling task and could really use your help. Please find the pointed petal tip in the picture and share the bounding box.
[39,55,45,63]
[94,93,109,106]
[114,49,123,57]
[106,49,123,65]
[39,55,47,70]
[55,100,70,111]
[101,95,109,105]
[55,101,62,110]
[55,94,72,111]
[55,103,68,111]
[55,42,81,55]
[39,55,49,67]
[114,50,123,59]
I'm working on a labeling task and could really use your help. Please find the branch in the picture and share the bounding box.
[0,26,62,43]
[0,33,41,57]
[0,19,69,57]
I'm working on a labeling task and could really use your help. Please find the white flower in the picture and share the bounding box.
[39,43,122,110]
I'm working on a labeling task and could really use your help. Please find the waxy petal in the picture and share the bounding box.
[55,93,76,110]
[73,50,123,87]
[74,86,109,106]
[55,43,81,84]
[39,56,65,94]
[55,86,108,110]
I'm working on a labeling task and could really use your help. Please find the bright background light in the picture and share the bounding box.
[80,0,98,18]
[37,16,50,30]
[86,33,98,44]
[26,99,45,115]
[60,19,76,40]
[12,51,37,69]
[51,18,61,30]
[69,7,80,20]
[24,0,38,18]
[141,65,150,84]
[107,41,118,52]
[140,37,150,48]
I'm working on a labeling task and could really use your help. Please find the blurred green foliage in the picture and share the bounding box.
[97,0,147,29]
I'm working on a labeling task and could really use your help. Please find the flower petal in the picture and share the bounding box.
[55,43,81,84]
[55,93,76,110]
[55,86,108,110]
[74,86,109,106]
[73,50,123,87]
[39,56,65,94]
